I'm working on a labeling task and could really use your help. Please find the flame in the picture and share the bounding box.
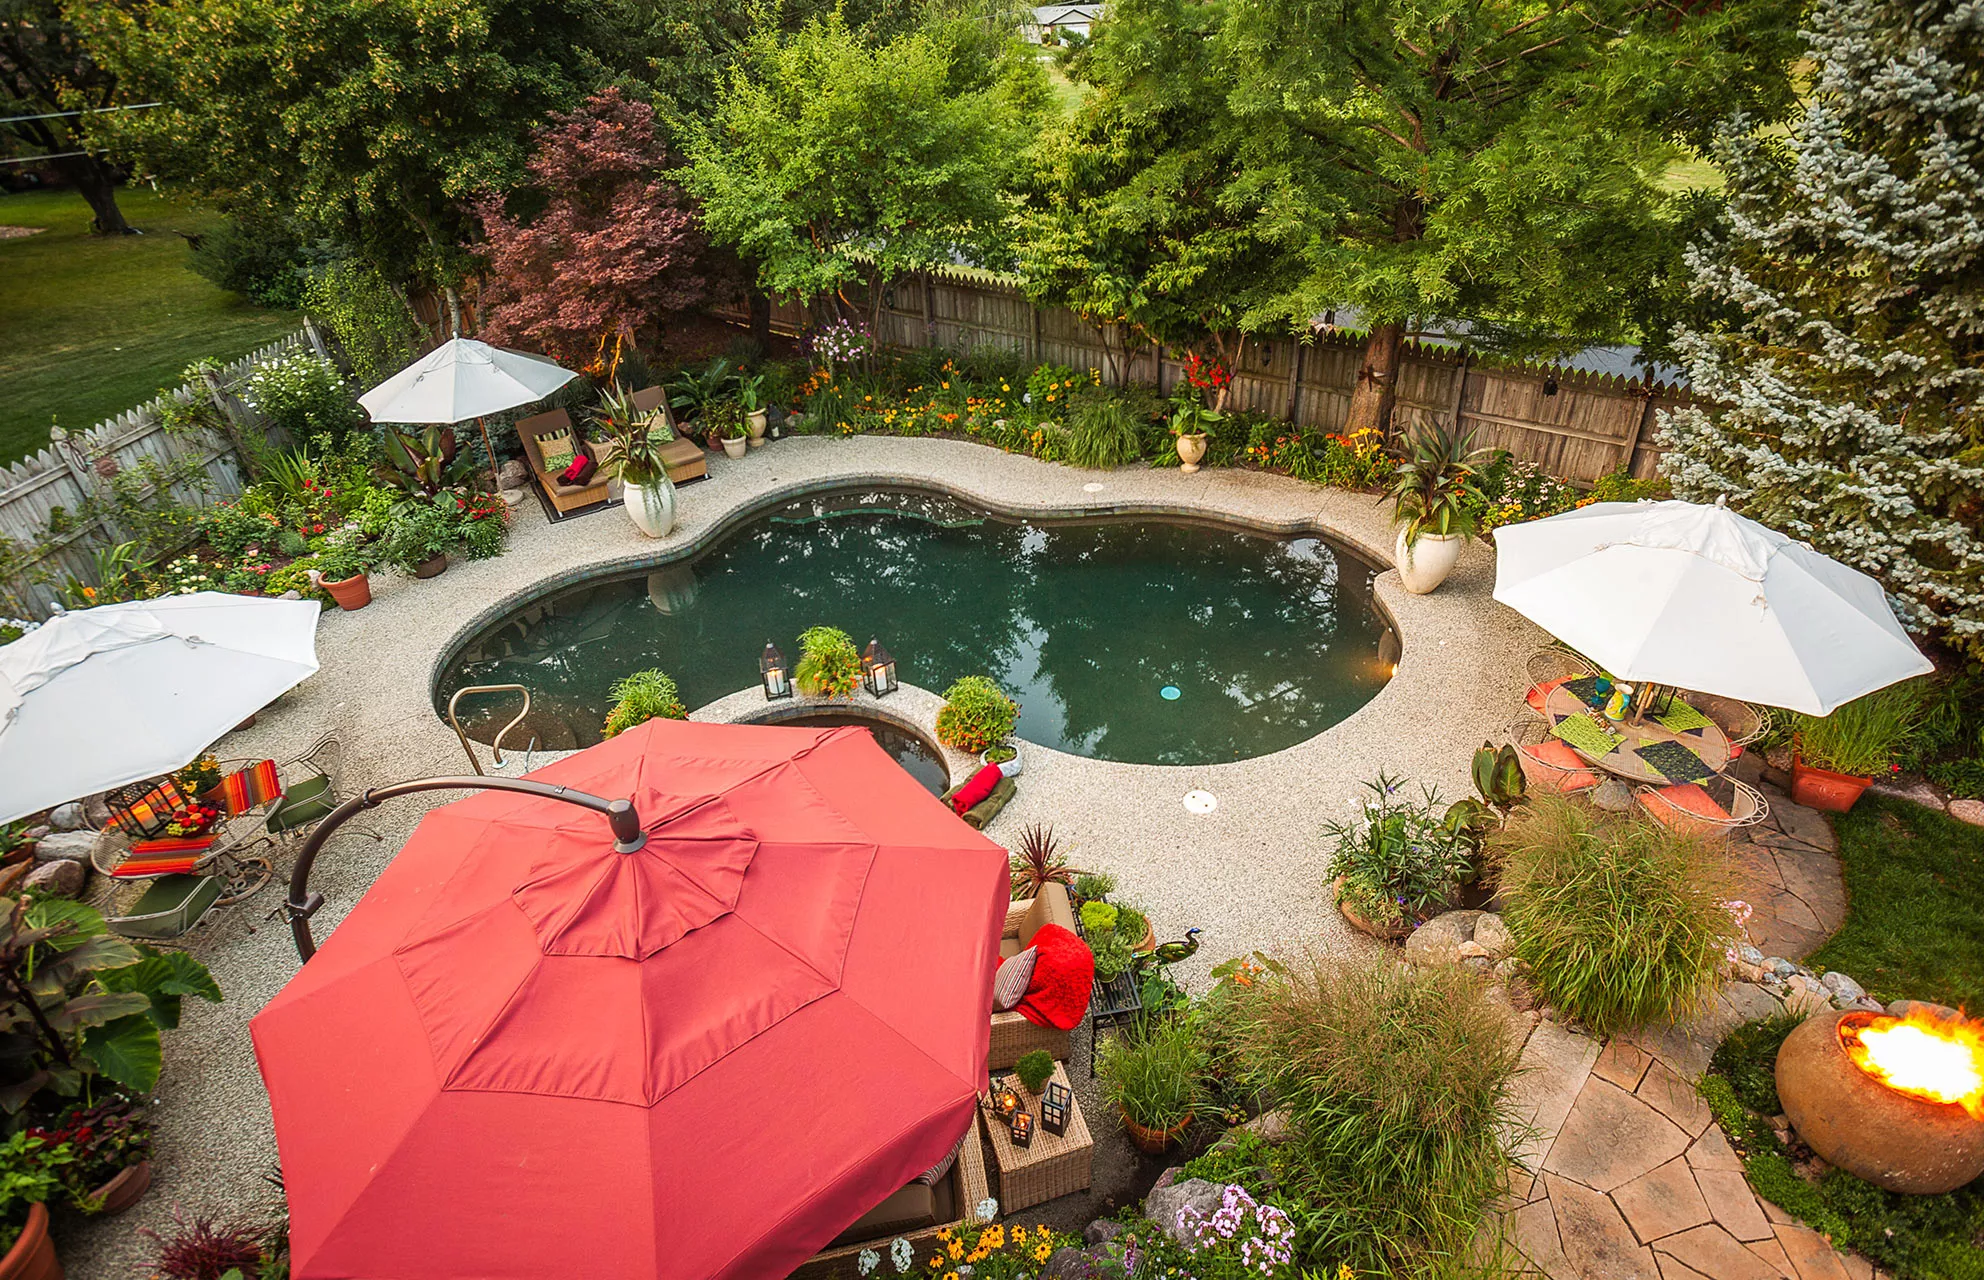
[1841,1009,1984,1119]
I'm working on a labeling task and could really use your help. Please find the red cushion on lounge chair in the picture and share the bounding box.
[559,452,596,486]
[1638,783,1731,830]
[1517,738,1600,793]
[950,764,1002,816]
[1013,923,1093,1030]
[1525,677,1566,713]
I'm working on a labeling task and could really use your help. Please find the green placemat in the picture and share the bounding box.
[1636,739,1717,785]
[1552,715,1622,757]
[1654,700,1714,734]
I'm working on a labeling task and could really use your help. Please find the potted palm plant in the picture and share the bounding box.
[595,401,678,539]
[738,374,770,448]
[1097,1015,1204,1154]
[1388,422,1486,594]
[1788,681,1928,812]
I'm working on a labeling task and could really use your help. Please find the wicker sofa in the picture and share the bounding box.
[787,1129,990,1279]
[990,883,1079,1070]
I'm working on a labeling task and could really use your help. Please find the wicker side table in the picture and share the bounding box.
[981,1061,1093,1212]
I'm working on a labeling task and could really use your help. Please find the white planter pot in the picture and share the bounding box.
[747,409,768,447]
[1175,432,1208,473]
[1395,529,1464,594]
[624,477,677,539]
[721,436,748,460]
[981,746,1024,778]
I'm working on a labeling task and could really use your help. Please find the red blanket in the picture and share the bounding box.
[950,764,1002,816]
[1014,923,1094,1030]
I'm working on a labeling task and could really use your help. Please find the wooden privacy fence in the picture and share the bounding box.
[0,330,319,617]
[713,271,1688,484]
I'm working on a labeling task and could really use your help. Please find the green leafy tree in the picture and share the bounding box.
[74,0,595,316]
[0,0,133,233]
[1214,0,1800,435]
[686,10,1047,323]
[1659,0,1984,661]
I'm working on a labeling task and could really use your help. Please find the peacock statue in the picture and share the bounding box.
[1152,927,1202,966]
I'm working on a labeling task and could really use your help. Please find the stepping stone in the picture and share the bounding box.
[1721,981,1788,1025]
[1611,1157,1712,1244]
[1637,1060,1713,1137]
[1542,1079,1691,1192]
[1594,1038,1653,1090]
[1510,1197,1575,1280]
[1758,1197,1798,1225]
[1657,1257,1721,1280]
[1547,1174,1660,1280]
[1695,1168,1775,1241]
[1685,1125,1744,1173]
[1748,1237,1796,1276]
[1773,803,1837,852]
[1776,1223,1852,1280]
[1655,1225,1785,1280]
[1504,1020,1602,1174]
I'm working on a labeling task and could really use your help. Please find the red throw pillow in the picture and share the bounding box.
[950,764,1003,816]
[1013,923,1094,1031]
[559,451,596,486]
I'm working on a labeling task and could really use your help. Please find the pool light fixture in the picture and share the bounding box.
[760,640,792,701]
[861,638,898,698]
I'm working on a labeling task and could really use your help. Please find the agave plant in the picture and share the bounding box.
[1009,823,1079,899]
[1388,422,1488,545]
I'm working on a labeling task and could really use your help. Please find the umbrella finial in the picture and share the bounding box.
[607,798,647,853]
[1715,494,1729,508]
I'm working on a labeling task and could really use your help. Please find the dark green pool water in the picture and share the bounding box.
[437,491,1392,765]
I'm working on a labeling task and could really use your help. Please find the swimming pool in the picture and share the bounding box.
[436,490,1393,766]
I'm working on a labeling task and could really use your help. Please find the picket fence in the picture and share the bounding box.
[711,271,1689,484]
[0,329,321,617]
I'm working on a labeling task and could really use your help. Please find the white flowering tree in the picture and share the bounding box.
[1658,0,1983,660]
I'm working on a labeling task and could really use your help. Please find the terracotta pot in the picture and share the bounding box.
[232,713,258,732]
[1394,528,1465,594]
[1332,875,1409,941]
[1121,1109,1190,1155]
[721,436,748,460]
[1790,752,1873,813]
[88,1160,151,1216]
[747,409,769,447]
[321,571,372,611]
[1131,918,1157,954]
[0,1203,61,1280]
[414,554,448,580]
[1174,432,1208,473]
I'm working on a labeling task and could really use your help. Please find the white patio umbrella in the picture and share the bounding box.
[358,338,579,488]
[1492,498,1932,716]
[0,593,322,823]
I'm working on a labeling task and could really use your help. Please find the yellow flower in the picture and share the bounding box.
[948,1241,963,1260]
[1339,1265,1356,1280]
[941,381,950,389]
[1009,1225,1026,1244]
[1033,1242,1054,1262]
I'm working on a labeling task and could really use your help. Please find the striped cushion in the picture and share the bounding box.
[115,835,217,878]
[205,760,282,816]
[993,945,1037,1012]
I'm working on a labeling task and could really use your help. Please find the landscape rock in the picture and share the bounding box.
[1460,955,1494,975]
[279,589,302,600]
[1457,940,1491,960]
[500,488,526,507]
[1737,944,1764,967]
[48,803,86,831]
[1766,957,1795,978]
[1591,779,1636,812]
[22,858,83,898]
[497,458,530,490]
[1404,910,1482,967]
[1142,1178,1224,1247]
[1851,997,1885,1013]
[1871,778,1945,810]
[1473,912,1513,958]
[1785,987,1832,1020]
[1041,1247,1093,1279]
[1725,960,1765,983]
[1084,1219,1126,1248]
[1950,798,1984,828]
[34,831,94,864]
[1236,1109,1293,1145]
[1821,972,1865,1002]
[1786,975,1822,997]
[1887,998,1963,1022]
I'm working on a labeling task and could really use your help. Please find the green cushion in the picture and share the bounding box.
[266,773,334,834]
[112,874,224,940]
[642,411,676,444]
[537,430,576,474]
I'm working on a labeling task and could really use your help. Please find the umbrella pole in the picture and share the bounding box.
[476,415,501,493]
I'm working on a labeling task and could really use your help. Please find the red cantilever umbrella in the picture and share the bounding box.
[252,719,1008,1279]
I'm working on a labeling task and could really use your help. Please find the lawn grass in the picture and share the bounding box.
[0,186,299,465]
[1806,794,1984,1010]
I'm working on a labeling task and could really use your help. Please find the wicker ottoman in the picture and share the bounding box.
[982,1062,1093,1212]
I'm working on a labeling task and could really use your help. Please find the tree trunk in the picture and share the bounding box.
[442,285,464,338]
[748,290,771,351]
[1344,322,1405,440]
[52,155,133,235]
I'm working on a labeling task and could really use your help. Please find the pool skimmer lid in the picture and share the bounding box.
[1183,790,1217,814]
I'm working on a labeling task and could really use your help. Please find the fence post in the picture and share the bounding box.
[1623,383,1659,477]
[302,314,332,362]
[923,273,937,348]
[1284,342,1306,421]
[1448,350,1473,431]
[197,368,260,471]
[1031,306,1043,362]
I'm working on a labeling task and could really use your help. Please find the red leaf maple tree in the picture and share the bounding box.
[476,88,717,375]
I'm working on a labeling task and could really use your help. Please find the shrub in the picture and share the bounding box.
[303,259,420,388]
[242,353,364,450]
[1097,1014,1204,1132]
[1072,871,1116,901]
[602,669,687,738]
[1114,903,1147,945]
[1789,679,1931,777]
[794,625,861,699]
[1492,796,1738,1033]
[935,675,1019,753]
[0,1130,71,1254]
[1080,900,1118,934]
[1065,394,1142,468]
[1013,1049,1055,1094]
[187,214,309,309]
[1213,955,1522,1277]
[1324,773,1476,932]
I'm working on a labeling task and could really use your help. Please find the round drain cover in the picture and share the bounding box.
[1083,482,1106,493]
[1160,685,1181,700]
[1183,790,1217,814]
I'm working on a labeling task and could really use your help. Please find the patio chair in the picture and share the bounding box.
[1635,775,1770,839]
[628,386,709,485]
[1681,691,1772,763]
[518,409,612,515]
[1504,716,1602,796]
[254,734,382,857]
[1523,645,1597,718]
[990,882,1079,1069]
[93,825,273,939]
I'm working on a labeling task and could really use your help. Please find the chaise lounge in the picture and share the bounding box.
[517,409,612,515]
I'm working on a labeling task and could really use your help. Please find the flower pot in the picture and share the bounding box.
[414,554,448,580]
[623,477,677,539]
[1174,432,1208,473]
[1790,751,1873,813]
[88,1160,151,1216]
[320,571,371,611]
[721,436,748,460]
[1120,1109,1190,1155]
[981,746,1024,778]
[1394,529,1464,595]
[747,409,768,447]
[1131,917,1156,954]
[1332,875,1408,941]
[0,1202,61,1280]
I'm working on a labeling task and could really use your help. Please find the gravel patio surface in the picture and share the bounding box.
[64,435,1540,1276]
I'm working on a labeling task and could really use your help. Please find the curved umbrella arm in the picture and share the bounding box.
[281,776,645,962]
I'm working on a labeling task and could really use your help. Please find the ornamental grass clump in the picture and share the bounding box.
[601,668,687,738]
[1788,679,1930,778]
[1065,395,1143,469]
[1492,795,1738,1034]
[1215,956,1522,1278]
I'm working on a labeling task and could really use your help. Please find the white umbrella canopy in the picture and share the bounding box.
[357,338,577,425]
[1493,498,1933,716]
[0,593,322,823]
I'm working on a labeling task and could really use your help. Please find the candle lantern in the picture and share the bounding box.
[860,638,898,698]
[760,641,792,701]
[1009,1107,1035,1148]
[991,1081,1021,1121]
[1040,1082,1071,1136]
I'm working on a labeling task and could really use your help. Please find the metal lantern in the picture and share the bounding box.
[1040,1081,1071,1136]
[760,641,791,701]
[992,1082,1021,1121]
[1009,1107,1035,1148]
[860,638,898,698]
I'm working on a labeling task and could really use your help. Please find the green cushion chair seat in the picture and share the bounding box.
[266,774,334,834]
[109,874,225,940]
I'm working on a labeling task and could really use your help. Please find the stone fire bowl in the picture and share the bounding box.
[1776,1009,1984,1195]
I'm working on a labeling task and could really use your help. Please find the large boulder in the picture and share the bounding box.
[22,858,84,898]
[1949,798,1984,828]
[1142,1177,1224,1247]
[48,803,86,832]
[1472,912,1513,959]
[497,458,531,491]
[1404,910,1482,967]
[34,831,95,864]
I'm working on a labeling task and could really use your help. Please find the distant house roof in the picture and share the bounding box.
[1314,309,1686,386]
[1033,3,1103,24]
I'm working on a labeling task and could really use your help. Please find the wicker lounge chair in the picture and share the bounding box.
[990,883,1079,1070]
[518,409,611,515]
[1523,645,1598,718]
[787,1126,991,1279]
[1635,776,1769,839]
[628,386,709,485]
[1505,716,1602,796]
[1681,690,1772,762]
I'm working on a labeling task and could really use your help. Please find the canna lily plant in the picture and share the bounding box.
[1387,422,1489,546]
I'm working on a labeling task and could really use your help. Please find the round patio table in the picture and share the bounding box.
[1541,682,1731,785]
